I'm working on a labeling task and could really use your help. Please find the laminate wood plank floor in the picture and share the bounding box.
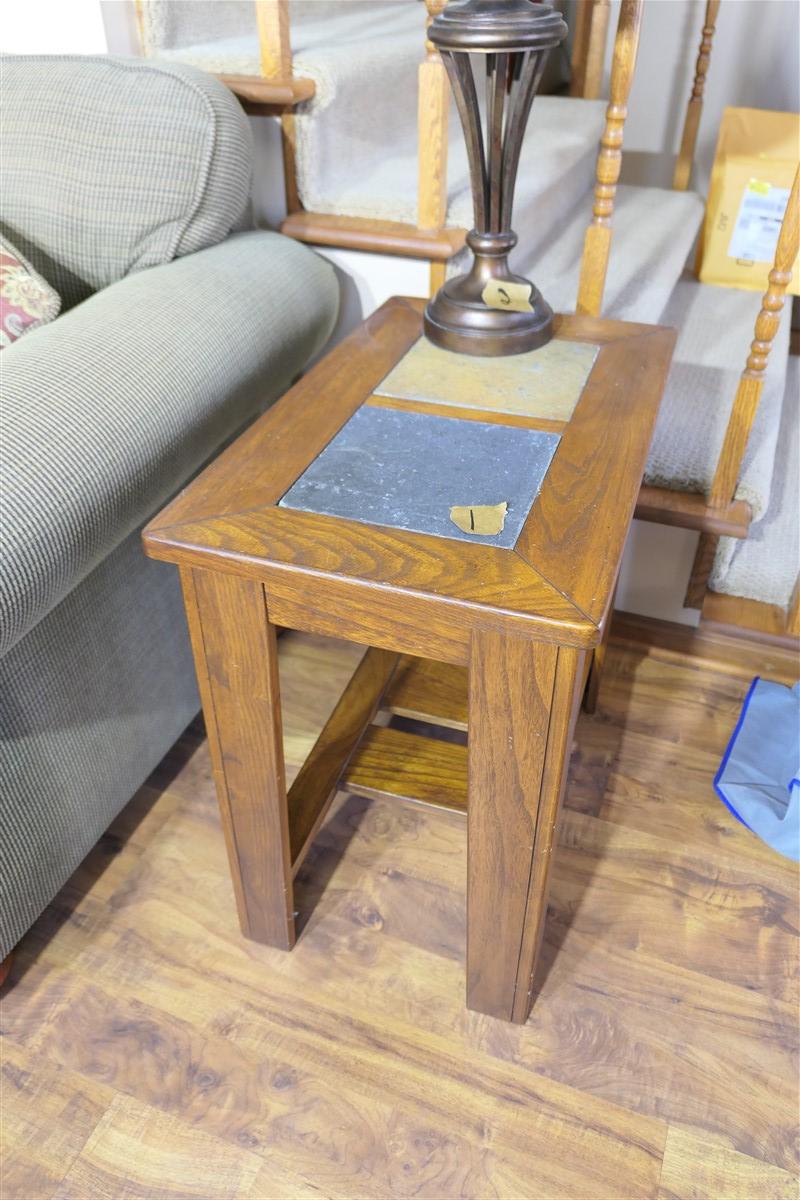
[2,633,798,1200]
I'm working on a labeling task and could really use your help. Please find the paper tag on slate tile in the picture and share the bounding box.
[481,279,533,313]
[449,502,508,535]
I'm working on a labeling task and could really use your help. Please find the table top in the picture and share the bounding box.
[144,297,675,655]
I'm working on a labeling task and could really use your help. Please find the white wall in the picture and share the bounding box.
[613,0,800,191]
[1,0,107,53]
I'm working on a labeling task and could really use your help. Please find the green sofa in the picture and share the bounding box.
[0,55,339,957]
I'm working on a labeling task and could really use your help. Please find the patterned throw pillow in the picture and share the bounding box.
[0,235,61,348]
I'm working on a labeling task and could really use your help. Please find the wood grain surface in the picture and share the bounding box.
[288,647,399,871]
[514,328,676,625]
[255,0,291,79]
[635,484,751,537]
[182,567,294,949]
[217,73,315,105]
[466,633,558,1021]
[387,656,470,729]
[365,390,568,434]
[710,165,800,509]
[154,507,594,653]
[569,0,611,100]
[344,725,468,811]
[702,591,800,650]
[280,212,467,260]
[2,632,797,1198]
[144,301,675,656]
[417,0,450,233]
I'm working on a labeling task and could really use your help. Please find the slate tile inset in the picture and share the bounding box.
[279,405,560,548]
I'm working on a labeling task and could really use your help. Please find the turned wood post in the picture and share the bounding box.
[255,0,291,78]
[418,0,450,234]
[254,2,302,217]
[575,0,643,318]
[673,0,720,191]
[133,0,147,53]
[788,576,800,637]
[686,167,798,610]
[710,166,799,509]
[570,0,611,100]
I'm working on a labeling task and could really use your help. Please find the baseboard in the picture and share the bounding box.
[701,591,797,647]
[610,609,799,686]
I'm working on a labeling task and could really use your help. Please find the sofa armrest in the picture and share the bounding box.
[1,231,338,655]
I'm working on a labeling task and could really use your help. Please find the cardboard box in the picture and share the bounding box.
[698,107,799,295]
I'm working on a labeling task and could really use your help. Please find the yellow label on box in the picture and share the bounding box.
[698,107,799,295]
[481,279,533,313]
[727,178,791,264]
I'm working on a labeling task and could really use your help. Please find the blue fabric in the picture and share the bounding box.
[715,677,800,861]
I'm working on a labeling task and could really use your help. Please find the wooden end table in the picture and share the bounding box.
[143,297,675,1024]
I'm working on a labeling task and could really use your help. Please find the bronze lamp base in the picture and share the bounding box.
[424,231,553,356]
[422,0,567,358]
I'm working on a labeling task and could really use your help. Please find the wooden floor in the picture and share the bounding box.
[2,633,798,1200]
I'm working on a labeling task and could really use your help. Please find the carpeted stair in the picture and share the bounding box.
[710,354,799,610]
[645,274,791,522]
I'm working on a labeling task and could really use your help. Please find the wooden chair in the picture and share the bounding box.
[575,0,644,319]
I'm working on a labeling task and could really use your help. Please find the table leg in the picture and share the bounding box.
[180,567,295,950]
[467,631,584,1023]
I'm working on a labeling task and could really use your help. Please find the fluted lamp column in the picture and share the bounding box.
[424,0,567,356]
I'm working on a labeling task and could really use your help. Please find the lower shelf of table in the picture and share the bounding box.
[287,652,469,877]
[343,724,467,813]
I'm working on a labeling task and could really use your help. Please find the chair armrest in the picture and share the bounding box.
[1,231,338,655]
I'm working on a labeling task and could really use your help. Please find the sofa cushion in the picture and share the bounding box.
[0,523,200,959]
[0,231,338,656]
[0,55,253,309]
[0,233,61,347]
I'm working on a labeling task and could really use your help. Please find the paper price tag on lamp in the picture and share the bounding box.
[481,279,534,313]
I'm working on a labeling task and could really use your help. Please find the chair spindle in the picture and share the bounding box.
[673,0,720,192]
[575,0,643,318]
